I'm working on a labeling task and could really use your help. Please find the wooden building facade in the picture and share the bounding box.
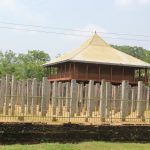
[44,33,150,85]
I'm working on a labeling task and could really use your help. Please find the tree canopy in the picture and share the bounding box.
[0,50,50,81]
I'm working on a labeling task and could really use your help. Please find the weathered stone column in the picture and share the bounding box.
[58,82,63,116]
[65,82,70,112]
[4,75,11,115]
[105,82,111,118]
[10,75,16,116]
[21,80,26,114]
[87,80,95,117]
[52,81,58,116]
[31,78,37,116]
[137,81,144,119]
[0,77,6,114]
[70,80,77,117]
[41,77,48,116]
[146,87,150,110]
[27,79,32,114]
[99,80,106,122]
[120,80,129,121]
[131,87,137,112]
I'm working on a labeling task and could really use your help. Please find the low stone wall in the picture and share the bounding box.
[0,122,150,144]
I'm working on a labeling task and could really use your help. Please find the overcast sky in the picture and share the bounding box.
[0,0,150,58]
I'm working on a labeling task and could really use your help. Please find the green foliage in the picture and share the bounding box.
[0,50,50,81]
[112,45,150,63]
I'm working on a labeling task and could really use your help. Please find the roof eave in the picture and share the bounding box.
[43,59,150,68]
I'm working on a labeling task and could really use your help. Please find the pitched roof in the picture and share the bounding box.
[43,33,150,68]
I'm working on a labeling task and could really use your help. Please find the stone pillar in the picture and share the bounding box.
[146,87,150,110]
[83,84,88,115]
[21,80,26,114]
[87,80,95,117]
[10,75,16,116]
[70,80,77,117]
[137,81,144,119]
[99,80,106,122]
[78,83,83,116]
[65,82,70,112]
[131,87,137,112]
[4,75,11,115]
[0,77,6,114]
[58,82,63,116]
[105,82,111,118]
[120,80,128,121]
[31,78,37,115]
[27,79,32,114]
[52,81,58,116]
[41,77,48,116]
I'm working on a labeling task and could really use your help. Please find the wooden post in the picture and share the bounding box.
[31,78,37,116]
[52,81,58,116]
[120,80,128,121]
[10,75,16,116]
[110,66,112,81]
[0,77,6,114]
[70,80,77,117]
[99,65,101,81]
[99,80,106,122]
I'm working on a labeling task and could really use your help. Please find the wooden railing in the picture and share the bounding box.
[48,72,148,84]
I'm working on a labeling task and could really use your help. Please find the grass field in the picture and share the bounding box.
[0,142,150,150]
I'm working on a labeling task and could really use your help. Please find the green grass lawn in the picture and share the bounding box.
[0,142,150,150]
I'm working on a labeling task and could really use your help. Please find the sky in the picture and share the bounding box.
[0,0,150,58]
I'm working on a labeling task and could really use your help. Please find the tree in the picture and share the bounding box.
[17,50,50,80]
[0,50,50,81]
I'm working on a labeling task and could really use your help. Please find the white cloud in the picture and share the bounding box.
[0,0,16,9]
[114,0,133,7]
[139,0,150,5]
[114,0,150,7]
